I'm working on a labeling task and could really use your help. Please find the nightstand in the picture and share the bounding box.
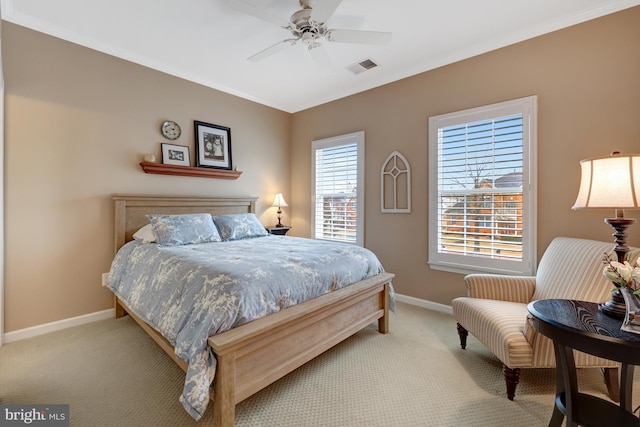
[266,226,291,236]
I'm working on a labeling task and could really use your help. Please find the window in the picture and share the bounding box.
[312,131,364,246]
[428,96,537,275]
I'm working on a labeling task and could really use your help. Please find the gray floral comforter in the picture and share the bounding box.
[106,235,391,420]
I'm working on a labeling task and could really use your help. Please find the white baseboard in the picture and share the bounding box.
[2,294,448,344]
[395,293,453,315]
[4,308,115,343]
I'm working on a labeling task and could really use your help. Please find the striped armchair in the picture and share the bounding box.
[452,237,635,401]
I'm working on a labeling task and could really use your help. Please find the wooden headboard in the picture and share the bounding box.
[112,194,257,253]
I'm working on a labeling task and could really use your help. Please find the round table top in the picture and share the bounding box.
[528,299,640,364]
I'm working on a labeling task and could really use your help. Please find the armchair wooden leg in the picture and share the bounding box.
[602,367,620,403]
[503,366,521,401]
[456,323,469,349]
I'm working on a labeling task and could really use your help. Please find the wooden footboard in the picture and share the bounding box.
[114,272,393,427]
[209,272,393,427]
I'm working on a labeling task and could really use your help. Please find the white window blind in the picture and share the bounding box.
[312,132,364,246]
[428,96,537,275]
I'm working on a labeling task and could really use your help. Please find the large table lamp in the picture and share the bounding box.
[272,193,288,228]
[572,152,640,318]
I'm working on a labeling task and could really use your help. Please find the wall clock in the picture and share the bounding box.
[161,120,181,140]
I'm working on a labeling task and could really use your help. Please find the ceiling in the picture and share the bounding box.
[2,0,639,113]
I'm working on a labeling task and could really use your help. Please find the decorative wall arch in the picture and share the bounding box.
[381,151,411,213]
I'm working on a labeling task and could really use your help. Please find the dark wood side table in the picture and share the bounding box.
[528,299,640,427]
[266,226,291,236]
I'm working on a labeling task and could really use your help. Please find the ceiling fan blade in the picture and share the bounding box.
[248,39,297,62]
[326,29,392,45]
[308,43,332,69]
[310,0,343,24]
[224,0,290,28]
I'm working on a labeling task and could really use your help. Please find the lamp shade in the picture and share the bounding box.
[572,153,640,210]
[272,193,288,208]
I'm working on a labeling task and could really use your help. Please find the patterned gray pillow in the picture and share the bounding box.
[212,213,268,241]
[147,213,222,246]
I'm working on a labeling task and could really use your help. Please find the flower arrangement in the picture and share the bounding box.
[602,253,640,293]
[603,253,640,331]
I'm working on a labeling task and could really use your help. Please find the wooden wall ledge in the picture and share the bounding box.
[140,162,242,179]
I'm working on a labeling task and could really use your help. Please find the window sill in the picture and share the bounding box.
[427,260,533,276]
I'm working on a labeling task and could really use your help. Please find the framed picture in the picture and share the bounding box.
[194,121,232,170]
[161,143,190,166]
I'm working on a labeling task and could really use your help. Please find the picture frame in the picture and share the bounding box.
[194,120,232,170]
[161,143,190,166]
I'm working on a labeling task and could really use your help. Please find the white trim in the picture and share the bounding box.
[3,309,115,343]
[428,95,538,276]
[395,293,453,315]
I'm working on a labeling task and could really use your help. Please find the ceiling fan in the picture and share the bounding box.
[229,0,392,66]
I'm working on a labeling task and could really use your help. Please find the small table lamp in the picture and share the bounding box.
[272,193,288,228]
[572,151,640,318]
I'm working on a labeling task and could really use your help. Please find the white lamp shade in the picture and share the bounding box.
[572,153,640,209]
[272,193,288,208]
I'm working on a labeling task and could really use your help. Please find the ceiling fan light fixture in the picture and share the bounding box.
[301,31,317,46]
[308,42,332,68]
[235,0,392,64]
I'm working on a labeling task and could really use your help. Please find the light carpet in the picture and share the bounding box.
[1,302,635,426]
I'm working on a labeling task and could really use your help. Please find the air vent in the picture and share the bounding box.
[347,58,378,75]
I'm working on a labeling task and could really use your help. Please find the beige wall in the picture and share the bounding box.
[2,23,291,332]
[290,7,640,305]
[3,7,640,332]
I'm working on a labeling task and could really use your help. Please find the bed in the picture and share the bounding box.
[107,194,394,426]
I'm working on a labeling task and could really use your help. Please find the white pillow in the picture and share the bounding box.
[132,224,157,243]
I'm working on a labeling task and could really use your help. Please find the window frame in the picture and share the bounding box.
[428,96,537,276]
[311,131,365,247]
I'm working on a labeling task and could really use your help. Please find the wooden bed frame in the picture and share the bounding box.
[111,194,394,426]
